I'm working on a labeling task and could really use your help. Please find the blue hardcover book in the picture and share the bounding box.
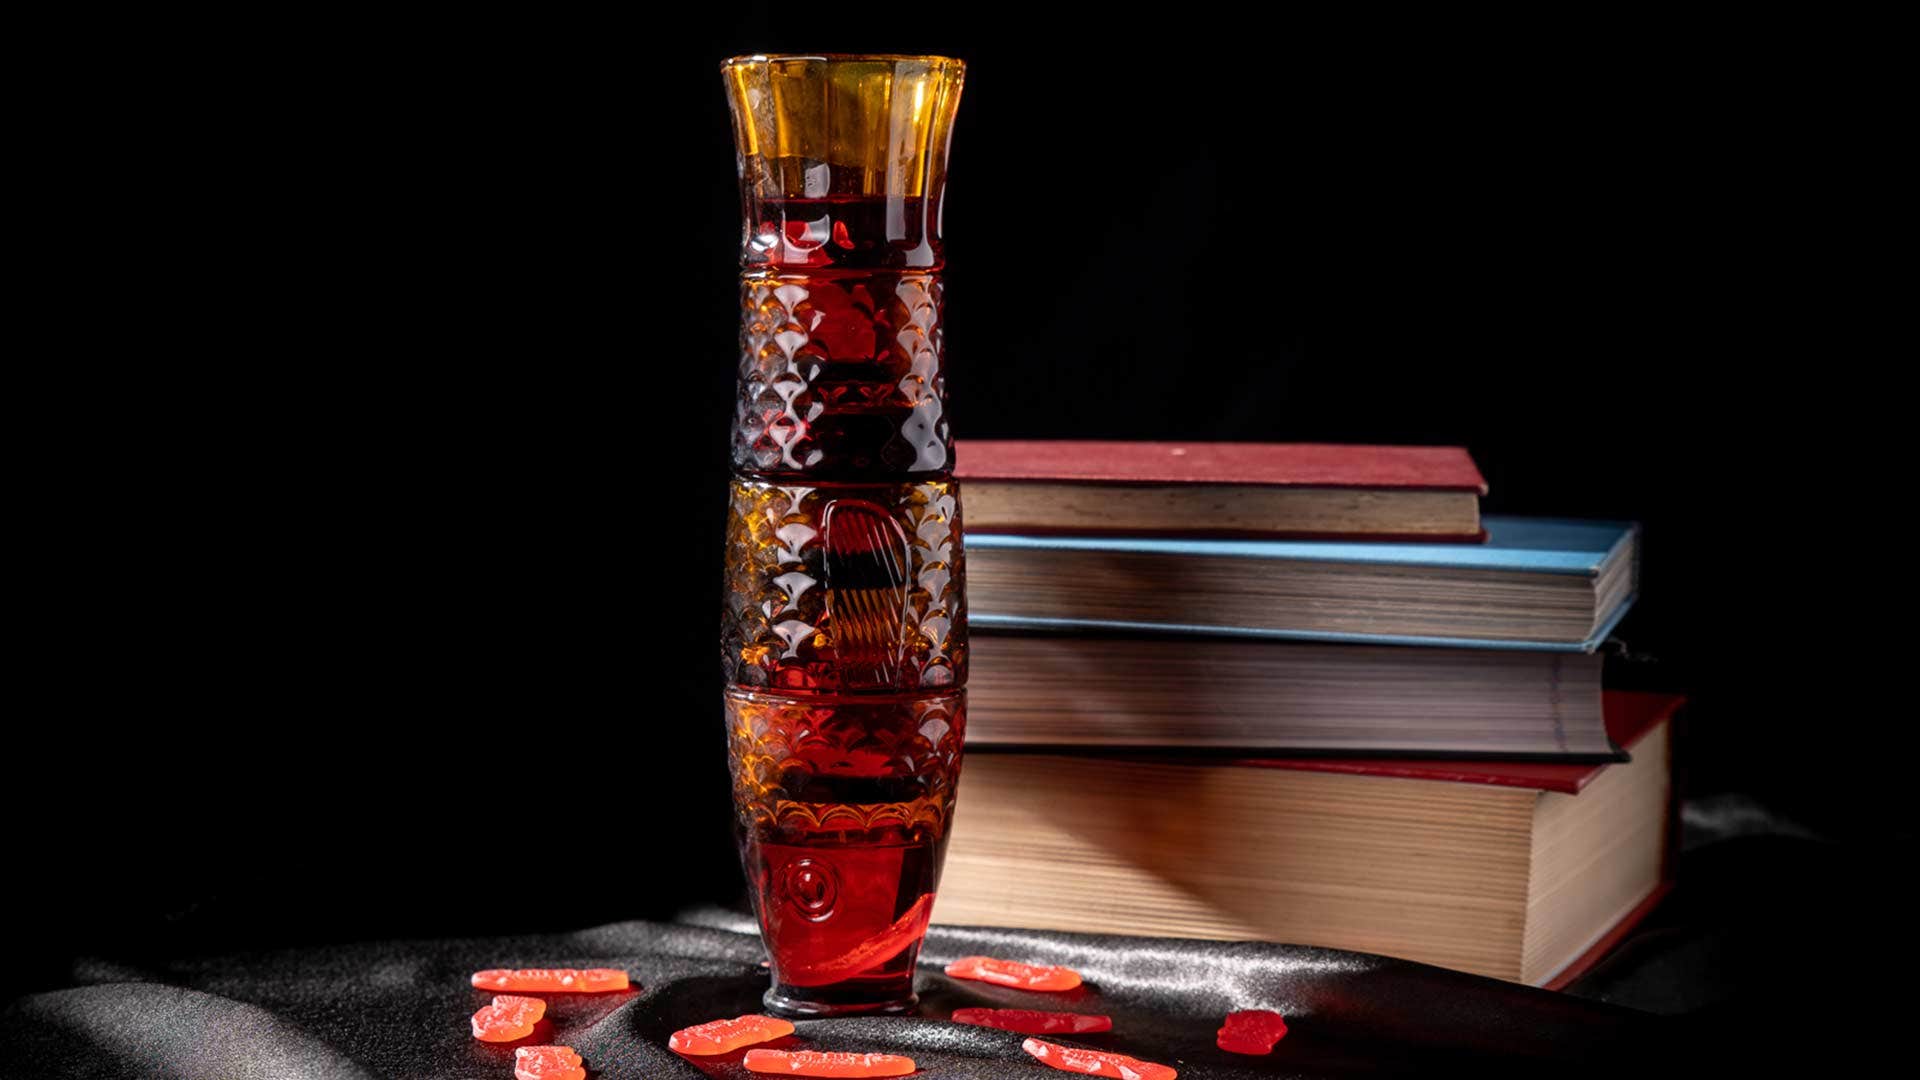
[967,516,1638,651]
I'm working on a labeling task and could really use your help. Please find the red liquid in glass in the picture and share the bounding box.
[745,196,941,270]
[752,843,935,994]
[725,689,963,1015]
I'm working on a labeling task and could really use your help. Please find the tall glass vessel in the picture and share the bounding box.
[719,54,967,1018]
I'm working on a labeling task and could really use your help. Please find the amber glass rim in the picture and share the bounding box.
[720,53,963,70]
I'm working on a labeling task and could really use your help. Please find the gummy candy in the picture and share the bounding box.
[513,1045,586,1080]
[470,995,545,1043]
[1216,1009,1288,1055]
[668,1014,797,1055]
[471,968,630,993]
[742,1049,918,1077]
[1022,1038,1177,1080]
[781,893,936,987]
[950,1008,1112,1034]
[943,956,1082,992]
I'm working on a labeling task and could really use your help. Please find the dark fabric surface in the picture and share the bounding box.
[7,815,1909,1077]
[3,912,1668,1079]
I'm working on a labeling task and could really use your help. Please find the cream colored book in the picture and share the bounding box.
[968,633,1613,758]
[933,693,1677,986]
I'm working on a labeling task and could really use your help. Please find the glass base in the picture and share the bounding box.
[763,986,919,1019]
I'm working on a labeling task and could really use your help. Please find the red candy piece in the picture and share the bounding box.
[742,1049,917,1077]
[783,893,936,987]
[472,968,629,993]
[668,1013,797,1055]
[470,995,545,1043]
[944,956,1083,992]
[951,1008,1112,1034]
[514,1045,586,1080]
[1217,1009,1289,1055]
[1022,1038,1177,1080]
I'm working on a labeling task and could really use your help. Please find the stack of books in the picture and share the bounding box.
[936,440,1673,988]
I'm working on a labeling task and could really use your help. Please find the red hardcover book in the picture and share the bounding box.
[954,440,1487,539]
[1253,691,1682,989]
[939,692,1681,988]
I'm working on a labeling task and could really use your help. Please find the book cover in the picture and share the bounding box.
[955,440,1487,540]
[956,440,1488,491]
[970,516,1634,573]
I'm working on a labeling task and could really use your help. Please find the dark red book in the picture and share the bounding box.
[954,440,1487,539]
[1254,690,1683,990]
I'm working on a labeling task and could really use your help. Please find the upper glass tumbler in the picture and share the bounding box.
[722,55,965,478]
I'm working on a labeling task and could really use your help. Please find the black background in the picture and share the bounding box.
[13,9,1905,1004]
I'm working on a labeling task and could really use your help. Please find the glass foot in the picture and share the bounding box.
[763,986,919,1019]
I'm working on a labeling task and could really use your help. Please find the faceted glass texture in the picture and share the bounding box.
[735,270,947,477]
[722,478,965,693]
[725,688,967,845]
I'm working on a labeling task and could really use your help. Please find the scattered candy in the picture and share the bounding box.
[668,1013,797,1055]
[950,1008,1112,1034]
[470,995,545,1043]
[513,1045,586,1080]
[1216,1009,1289,1055]
[742,1049,917,1077]
[782,893,936,987]
[472,968,630,993]
[944,956,1083,992]
[1022,1038,1176,1080]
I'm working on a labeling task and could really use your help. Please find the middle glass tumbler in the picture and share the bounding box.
[719,54,968,1018]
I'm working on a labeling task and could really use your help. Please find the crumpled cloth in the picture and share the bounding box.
[2,909,1670,1079]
